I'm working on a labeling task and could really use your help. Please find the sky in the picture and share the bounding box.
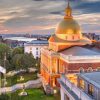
[0,0,100,34]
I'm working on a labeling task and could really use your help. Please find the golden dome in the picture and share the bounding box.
[56,18,81,35]
[56,1,82,41]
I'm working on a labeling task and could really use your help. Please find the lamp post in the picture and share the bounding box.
[19,83,27,96]
[3,53,7,87]
[0,72,1,95]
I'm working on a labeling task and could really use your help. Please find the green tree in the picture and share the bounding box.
[12,54,22,70]
[0,43,12,72]
[20,53,35,69]
[12,47,24,57]
[12,53,35,70]
[0,43,10,59]
[0,59,11,72]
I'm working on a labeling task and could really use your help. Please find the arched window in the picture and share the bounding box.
[72,36,74,40]
[78,36,80,39]
[66,36,67,40]
[88,67,93,72]
[97,67,100,71]
[79,67,84,73]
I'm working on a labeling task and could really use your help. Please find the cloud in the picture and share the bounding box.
[0,0,99,34]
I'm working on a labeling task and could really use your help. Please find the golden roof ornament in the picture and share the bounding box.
[64,0,73,19]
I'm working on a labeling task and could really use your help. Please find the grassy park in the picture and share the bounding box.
[0,44,61,100]
[0,88,60,100]
[1,72,38,87]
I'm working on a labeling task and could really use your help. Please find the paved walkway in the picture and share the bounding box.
[0,78,42,94]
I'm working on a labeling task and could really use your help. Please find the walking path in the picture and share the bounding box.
[0,78,42,94]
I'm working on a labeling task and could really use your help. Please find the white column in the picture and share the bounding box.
[61,87,65,100]
[50,57,52,74]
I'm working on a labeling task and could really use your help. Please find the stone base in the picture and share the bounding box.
[19,91,27,96]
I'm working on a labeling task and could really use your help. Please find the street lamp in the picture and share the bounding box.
[3,53,7,87]
[35,63,38,67]
[0,72,1,95]
[19,83,27,96]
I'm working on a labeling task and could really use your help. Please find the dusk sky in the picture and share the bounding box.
[0,0,100,34]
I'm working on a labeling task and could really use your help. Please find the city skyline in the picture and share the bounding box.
[0,0,100,34]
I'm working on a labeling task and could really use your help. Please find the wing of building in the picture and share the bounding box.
[24,39,48,59]
[40,1,100,94]
[59,72,100,100]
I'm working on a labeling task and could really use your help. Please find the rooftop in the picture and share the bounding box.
[60,46,100,56]
[25,39,48,45]
[79,72,100,89]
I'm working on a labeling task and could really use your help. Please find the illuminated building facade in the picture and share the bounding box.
[59,72,100,100]
[40,1,100,93]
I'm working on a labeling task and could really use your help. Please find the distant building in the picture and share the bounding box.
[24,39,48,59]
[0,35,3,42]
[59,72,100,100]
[83,33,100,42]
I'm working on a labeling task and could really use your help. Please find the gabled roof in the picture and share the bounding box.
[26,40,48,44]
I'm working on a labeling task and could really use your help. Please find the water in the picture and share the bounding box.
[4,37,37,42]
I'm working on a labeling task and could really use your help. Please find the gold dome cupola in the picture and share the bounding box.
[56,0,82,41]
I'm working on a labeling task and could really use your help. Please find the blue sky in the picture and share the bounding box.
[0,0,100,34]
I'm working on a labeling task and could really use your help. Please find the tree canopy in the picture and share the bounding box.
[12,53,35,70]
[12,47,24,57]
[0,43,10,59]
[0,44,38,71]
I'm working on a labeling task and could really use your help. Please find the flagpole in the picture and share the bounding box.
[0,72,1,95]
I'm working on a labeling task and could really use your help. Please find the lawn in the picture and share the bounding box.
[1,72,38,87]
[7,88,60,100]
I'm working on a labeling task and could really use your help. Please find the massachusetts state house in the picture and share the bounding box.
[40,1,100,94]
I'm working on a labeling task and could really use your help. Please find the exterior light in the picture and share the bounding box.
[54,89,57,94]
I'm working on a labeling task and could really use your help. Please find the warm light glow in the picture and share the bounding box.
[66,74,77,86]
[67,29,73,34]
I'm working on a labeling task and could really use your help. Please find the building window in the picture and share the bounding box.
[36,48,38,50]
[88,67,93,72]
[36,51,38,55]
[66,36,67,40]
[79,79,85,90]
[79,67,84,73]
[88,84,94,97]
[72,36,74,40]
[36,57,38,59]
[97,67,100,71]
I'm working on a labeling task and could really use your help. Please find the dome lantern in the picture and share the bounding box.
[64,0,72,19]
